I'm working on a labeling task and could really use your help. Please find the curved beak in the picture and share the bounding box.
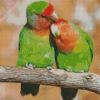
[50,11,58,22]
[51,24,60,36]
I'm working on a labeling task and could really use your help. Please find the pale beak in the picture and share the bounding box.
[50,11,58,22]
[51,24,60,36]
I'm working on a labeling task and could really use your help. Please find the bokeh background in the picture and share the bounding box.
[0,0,100,100]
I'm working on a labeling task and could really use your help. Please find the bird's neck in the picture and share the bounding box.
[33,29,50,37]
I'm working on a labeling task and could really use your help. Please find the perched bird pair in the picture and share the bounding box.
[17,1,94,100]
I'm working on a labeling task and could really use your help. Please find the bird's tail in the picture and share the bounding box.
[61,88,78,100]
[21,83,40,96]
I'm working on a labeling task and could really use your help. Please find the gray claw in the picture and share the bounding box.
[32,65,36,69]
[47,66,52,70]
[65,69,72,72]
[78,70,84,73]
[25,63,36,69]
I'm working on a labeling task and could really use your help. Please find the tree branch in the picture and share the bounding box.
[0,65,100,94]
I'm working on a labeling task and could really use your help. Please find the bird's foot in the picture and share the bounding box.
[47,66,52,70]
[26,63,36,69]
[65,69,72,72]
[78,70,84,73]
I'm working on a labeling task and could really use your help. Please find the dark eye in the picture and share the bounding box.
[61,22,65,25]
[41,15,46,18]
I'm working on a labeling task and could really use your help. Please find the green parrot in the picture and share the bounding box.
[50,18,94,100]
[17,1,58,96]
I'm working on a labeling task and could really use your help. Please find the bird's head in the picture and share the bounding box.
[26,1,58,30]
[50,18,79,53]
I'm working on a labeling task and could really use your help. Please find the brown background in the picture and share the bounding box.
[0,0,100,100]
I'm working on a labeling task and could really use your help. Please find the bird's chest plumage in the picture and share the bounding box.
[17,29,55,68]
[24,31,49,53]
[56,37,92,72]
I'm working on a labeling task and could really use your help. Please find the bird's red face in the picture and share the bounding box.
[35,14,51,30]
[51,19,79,53]
[37,3,58,30]
[27,1,58,31]
[33,3,58,30]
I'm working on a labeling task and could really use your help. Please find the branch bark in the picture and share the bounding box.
[0,65,100,94]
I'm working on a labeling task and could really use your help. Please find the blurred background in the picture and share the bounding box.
[0,0,100,100]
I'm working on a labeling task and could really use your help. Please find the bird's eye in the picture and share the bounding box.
[61,22,65,25]
[41,15,46,18]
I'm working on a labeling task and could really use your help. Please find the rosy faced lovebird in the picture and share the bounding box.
[50,18,94,100]
[17,1,58,96]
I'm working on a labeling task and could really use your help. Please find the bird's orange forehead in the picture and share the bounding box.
[53,18,68,25]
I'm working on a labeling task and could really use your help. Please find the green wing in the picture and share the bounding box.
[69,21,94,61]
[18,25,29,50]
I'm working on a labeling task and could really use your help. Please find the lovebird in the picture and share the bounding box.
[17,1,58,96]
[50,18,94,100]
